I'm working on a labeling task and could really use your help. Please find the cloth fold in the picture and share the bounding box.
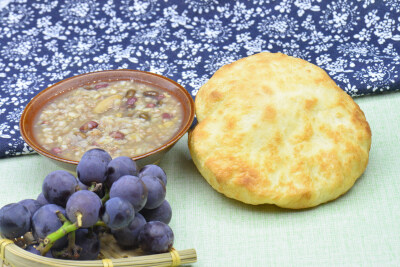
[0,0,399,157]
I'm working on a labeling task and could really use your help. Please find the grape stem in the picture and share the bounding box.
[75,212,83,228]
[68,231,75,249]
[88,182,102,193]
[39,212,84,256]
[66,231,81,259]
[41,221,77,255]
[52,231,82,260]
[56,211,68,223]
[94,220,107,228]
[101,191,110,205]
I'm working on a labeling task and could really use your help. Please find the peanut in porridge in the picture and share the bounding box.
[34,80,183,161]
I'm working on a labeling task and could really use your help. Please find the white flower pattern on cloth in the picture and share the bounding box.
[0,0,399,157]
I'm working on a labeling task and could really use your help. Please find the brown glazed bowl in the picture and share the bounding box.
[20,69,195,171]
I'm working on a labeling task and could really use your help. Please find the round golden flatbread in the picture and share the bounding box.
[188,52,371,209]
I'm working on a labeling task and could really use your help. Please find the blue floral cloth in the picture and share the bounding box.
[0,0,399,157]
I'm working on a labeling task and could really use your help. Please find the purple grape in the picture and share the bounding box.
[66,190,102,228]
[138,221,174,253]
[141,175,166,209]
[74,229,100,260]
[106,156,138,188]
[112,213,146,248]
[140,200,172,224]
[77,149,112,185]
[102,197,134,230]
[32,204,67,249]
[36,193,49,205]
[139,165,167,186]
[42,170,78,207]
[25,244,53,258]
[0,203,31,239]
[109,175,148,212]
[18,199,42,217]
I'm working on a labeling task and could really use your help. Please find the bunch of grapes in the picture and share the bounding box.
[0,149,174,260]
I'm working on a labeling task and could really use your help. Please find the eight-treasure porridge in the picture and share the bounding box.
[34,80,183,161]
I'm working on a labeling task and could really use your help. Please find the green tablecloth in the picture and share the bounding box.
[1,92,399,266]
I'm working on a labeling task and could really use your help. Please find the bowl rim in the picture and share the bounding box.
[20,69,195,165]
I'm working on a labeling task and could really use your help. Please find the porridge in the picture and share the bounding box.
[34,80,183,161]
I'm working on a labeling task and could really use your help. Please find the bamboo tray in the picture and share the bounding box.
[0,234,197,267]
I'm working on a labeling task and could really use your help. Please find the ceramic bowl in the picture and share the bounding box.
[20,69,195,171]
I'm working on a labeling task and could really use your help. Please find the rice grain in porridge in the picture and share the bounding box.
[34,80,183,161]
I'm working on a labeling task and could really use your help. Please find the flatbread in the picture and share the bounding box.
[188,52,371,209]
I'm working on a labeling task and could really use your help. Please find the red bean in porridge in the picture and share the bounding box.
[34,80,183,161]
